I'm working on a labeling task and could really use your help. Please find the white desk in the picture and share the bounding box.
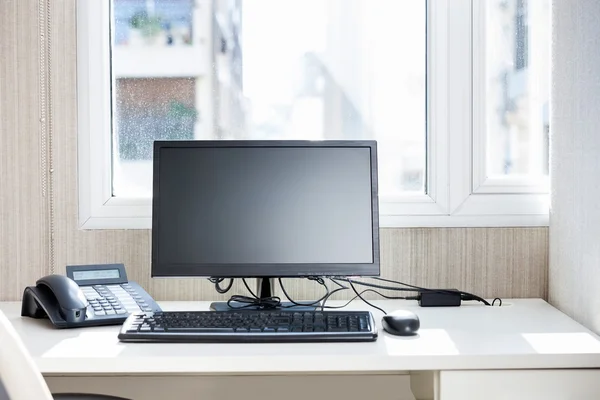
[2,299,600,400]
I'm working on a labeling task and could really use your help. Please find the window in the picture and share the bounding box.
[111,0,426,199]
[78,0,551,229]
[475,0,550,192]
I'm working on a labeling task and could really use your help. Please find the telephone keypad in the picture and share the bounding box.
[81,284,151,317]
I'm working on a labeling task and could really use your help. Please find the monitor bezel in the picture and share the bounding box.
[151,140,380,278]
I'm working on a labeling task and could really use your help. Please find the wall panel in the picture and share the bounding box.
[0,0,49,300]
[549,0,600,333]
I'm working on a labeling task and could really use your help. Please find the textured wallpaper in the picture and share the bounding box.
[549,0,600,333]
[0,1,50,301]
[0,0,549,302]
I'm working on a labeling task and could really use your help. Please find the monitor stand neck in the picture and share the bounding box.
[258,277,275,298]
[209,278,320,312]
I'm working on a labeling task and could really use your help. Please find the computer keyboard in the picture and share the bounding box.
[118,310,378,343]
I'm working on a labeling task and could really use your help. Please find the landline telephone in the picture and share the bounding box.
[21,263,161,328]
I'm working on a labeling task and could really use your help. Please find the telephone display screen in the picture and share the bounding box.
[72,269,120,281]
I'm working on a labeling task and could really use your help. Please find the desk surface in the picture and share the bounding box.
[2,299,600,375]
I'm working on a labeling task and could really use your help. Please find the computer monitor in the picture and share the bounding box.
[151,140,380,310]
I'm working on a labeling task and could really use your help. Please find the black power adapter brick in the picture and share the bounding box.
[419,289,462,307]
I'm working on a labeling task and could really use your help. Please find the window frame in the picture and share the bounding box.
[77,0,549,230]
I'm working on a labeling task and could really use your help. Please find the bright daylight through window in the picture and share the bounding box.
[77,0,551,228]
[111,0,427,199]
[483,0,550,180]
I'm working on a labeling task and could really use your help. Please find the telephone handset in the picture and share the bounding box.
[21,264,161,328]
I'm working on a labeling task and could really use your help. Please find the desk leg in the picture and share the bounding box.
[410,371,435,400]
[437,369,600,400]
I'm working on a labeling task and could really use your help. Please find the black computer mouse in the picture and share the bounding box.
[382,310,420,336]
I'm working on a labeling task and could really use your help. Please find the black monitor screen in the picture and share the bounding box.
[151,141,379,277]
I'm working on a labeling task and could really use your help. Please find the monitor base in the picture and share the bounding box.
[209,301,319,312]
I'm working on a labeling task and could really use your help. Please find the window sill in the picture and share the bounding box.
[78,196,549,230]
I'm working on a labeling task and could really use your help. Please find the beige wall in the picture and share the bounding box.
[0,1,50,301]
[0,0,549,302]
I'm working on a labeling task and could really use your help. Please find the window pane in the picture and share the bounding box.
[485,0,550,177]
[111,0,427,198]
